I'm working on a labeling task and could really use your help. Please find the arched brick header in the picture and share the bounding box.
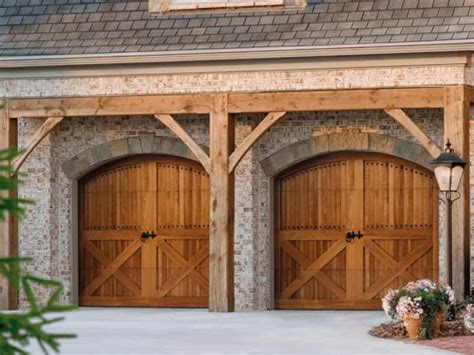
[260,131,434,176]
[62,133,208,179]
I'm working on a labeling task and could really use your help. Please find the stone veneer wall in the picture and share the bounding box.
[18,109,447,310]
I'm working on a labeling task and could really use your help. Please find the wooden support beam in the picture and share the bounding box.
[9,94,211,118]
[228,88,444,113]
[384,109,442,158]
[0,101,18,310]
[444,86,470,298]
[12,116,64,172]
[228,111,286,173]
[209,94,234,312]
[469,86,474,103]
[9,88,444,118]
[154,114,211,174]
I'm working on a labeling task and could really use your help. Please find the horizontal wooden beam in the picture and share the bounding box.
[9,88,445,118]
[9,94,211,118]
[13,116,64,171]
[384,108,442,158]
[154,114,211,174]
[228,111,286,173]
[228,88,445,112]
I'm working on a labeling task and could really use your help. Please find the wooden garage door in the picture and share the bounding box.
[79,156,210,307]
[275,152,439,310]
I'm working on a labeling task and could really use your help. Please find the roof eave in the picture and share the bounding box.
[1,40,473,69]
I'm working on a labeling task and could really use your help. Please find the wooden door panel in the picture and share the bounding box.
[155,237,209,299]
[361,159,438,306]
[364,160,436,229]
[156,163,209,229]
[275,152,439,310]
[79,156,209,307]
[80,235,142,299]
[278,238,347,301]
[275,160,353,309]
[278,161,351,230]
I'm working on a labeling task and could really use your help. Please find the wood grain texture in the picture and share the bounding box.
[0,101,18,310]
[384,108,442,158]
[79,156,210,307]
[228,88,444,112]
[228,111,286,173]
[9,94,211,117]
[209,93,235,312]
[12,116,64,171]
[9,88,444,118]
[154,114,211,174]
[444,86,470,297]
[274,152,439,310]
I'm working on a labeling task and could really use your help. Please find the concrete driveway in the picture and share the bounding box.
[27,308,451,354]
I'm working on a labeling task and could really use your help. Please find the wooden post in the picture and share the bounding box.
[0,101,18,309]
[444,86,470,297]
[209,94,235,312]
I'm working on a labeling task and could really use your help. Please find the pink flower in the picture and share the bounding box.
[405,279,436,292]
[464,304,473,320]
[441,285,455,305]
[382,289,399,318]
[396,296,423,319]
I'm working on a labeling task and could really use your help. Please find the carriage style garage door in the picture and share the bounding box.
[275,152,439,310]
[79,156,210,307]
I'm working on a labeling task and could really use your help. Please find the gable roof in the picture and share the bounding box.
[1,0,473,57]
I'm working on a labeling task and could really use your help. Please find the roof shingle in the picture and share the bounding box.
[0,0,473,56]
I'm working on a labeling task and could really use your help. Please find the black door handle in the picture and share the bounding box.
[345,231,364,243]
[140,231,157,242]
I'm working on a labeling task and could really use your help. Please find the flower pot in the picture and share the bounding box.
[433,311,444,329]
[431,311,444,338]
[403,315,421,340]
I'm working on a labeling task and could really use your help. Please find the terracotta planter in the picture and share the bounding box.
[431,311,444,338]
[403,315,421,340]
[404,311,444,340]
[432,311,444,329]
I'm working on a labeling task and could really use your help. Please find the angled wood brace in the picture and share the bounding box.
[12,116,64,172]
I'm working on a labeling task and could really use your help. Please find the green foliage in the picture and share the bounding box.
[0,147,76,354]
[0,258,76,354]
[0,148,31,221]
[412,288,446,339]
[383,279,453,339]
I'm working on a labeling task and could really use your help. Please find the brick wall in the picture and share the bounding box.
[18,108,449,310]
[1,65,466,98]
[9,63,472,309]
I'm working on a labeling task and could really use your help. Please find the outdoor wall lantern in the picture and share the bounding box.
[431,140,466,287]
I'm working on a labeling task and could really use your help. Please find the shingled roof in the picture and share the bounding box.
[1,0,473,57]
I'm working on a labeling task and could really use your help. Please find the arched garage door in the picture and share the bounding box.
[79,156,210,307]
[275,152,439,310]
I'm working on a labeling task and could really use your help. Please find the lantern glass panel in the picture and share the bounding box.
[450,165,464,192]
[433,165,452,192]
